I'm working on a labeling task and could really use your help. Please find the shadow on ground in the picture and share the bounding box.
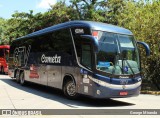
[0,76,135,108]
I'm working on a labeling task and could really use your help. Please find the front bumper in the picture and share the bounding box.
[92,83,141,98]
[78,76,141,98]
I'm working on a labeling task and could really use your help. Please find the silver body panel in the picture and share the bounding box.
[17,65,80,90]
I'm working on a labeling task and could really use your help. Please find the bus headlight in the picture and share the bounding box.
[137,77,142,81]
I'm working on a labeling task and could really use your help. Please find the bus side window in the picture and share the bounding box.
[51,29,73,55]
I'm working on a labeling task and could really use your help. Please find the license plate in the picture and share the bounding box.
[120,91,128,96]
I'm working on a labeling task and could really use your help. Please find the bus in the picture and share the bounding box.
[0,45,10,74]
[8,21,150,99]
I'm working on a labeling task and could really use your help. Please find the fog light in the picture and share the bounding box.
[97,90,101,95]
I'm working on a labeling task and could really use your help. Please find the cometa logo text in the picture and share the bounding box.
[41,54,61,64]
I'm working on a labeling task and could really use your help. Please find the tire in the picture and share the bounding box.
[63,80,78,99]
[15,70,20,83]
[20,72,25,86]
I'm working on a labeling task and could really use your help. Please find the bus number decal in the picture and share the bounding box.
[13,45,31,66]
[75,29,84,34]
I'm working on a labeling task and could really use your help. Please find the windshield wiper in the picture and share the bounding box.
[118,52,135,78]
[111,53,123,77]
[115,53,123,73]
[123,58,135,78]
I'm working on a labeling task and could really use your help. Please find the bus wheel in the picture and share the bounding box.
[20,72,25,85]
[15,70,20,83]
[63,80,78,99]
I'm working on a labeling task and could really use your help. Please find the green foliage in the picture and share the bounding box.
[2,10,41,44]
[70,0,107,21]
[102,0,126,24]
[0,0,126,43]
[0,1,76,44]
[0,18,7,44]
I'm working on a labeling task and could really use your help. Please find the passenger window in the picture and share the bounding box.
[51,29,73,55]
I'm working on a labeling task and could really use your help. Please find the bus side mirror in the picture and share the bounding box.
[137,41,150,56]
[80,35,99,53]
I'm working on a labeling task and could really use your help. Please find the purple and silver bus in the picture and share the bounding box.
[9,21,150,99]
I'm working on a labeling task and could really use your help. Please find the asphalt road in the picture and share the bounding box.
[0,75,160,118]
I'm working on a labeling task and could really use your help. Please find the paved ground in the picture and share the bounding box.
[0,75,160,118]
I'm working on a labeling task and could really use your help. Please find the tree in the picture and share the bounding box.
[70,0,106,21]
[103,0,126,24]
[0,18,8,44]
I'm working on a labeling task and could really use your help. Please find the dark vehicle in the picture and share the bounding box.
[9,21,150,99]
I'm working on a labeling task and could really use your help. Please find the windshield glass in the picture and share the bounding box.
[96,31,140,75]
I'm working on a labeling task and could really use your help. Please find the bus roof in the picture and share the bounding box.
[0,45,10,49]
[17,20,133,40]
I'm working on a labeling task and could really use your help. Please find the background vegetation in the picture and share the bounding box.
[0,0,160,90]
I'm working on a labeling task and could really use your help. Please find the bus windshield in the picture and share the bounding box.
[96,31,140,75]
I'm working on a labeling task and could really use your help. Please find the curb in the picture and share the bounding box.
[141,91,160,95]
